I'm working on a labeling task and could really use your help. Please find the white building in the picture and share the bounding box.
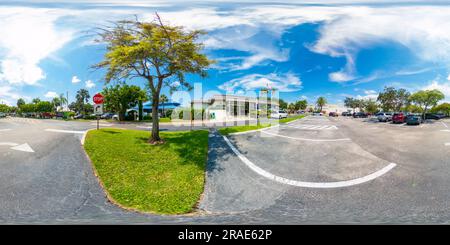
[191,94,279,121]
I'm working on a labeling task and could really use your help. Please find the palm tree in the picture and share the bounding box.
[160,94,168,117]
[52,97,61,112]
[59,93,68,110]
[32,98,41,104]
[316,97,327,112]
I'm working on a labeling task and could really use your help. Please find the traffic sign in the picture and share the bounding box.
[93,93,104,104]
[94,104,103,115]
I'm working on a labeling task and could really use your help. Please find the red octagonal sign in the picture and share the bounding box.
[93,93,104,104]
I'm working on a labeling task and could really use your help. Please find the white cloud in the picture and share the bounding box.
[85,80,96,88]
[219,72,302,92]
[0,85,29,106]
[447,74,450,81]
[364,90,376,95]
[44,91,58,98]
[0,7,74,86]
[71,76,81,84]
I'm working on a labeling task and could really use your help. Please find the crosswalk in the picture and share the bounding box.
[284,124,338,130]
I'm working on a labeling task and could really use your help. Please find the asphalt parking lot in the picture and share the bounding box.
[1,116,450,223]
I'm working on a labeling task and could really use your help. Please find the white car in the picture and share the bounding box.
[271,110,288,119]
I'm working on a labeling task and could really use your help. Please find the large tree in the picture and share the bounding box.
[17,98,25,108]
[431,102,450,116]
[316,97,327,112]
[295,99,308,110]
[75,89,91,114]
[363,99,379,114]
[377,87,410,112]
[93,14,213,144]
[102,83,147,121]
[409,89,445,119]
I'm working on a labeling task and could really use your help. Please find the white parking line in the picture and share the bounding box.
[445,143,450,146]
[223,136,397,188]
[45,129,86,134]
[442,122,449,128]
[228,124,280,136]
[261,130,350,142]
[441,129,450,132]
[283,124,338,130]
[0,129,11,132]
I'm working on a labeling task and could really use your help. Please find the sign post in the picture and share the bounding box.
[93,93,104,130]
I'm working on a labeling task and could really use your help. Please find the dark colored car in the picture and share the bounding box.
[41,112,54,119]
[406,114,422,125]
[425,113,441,120]
[353,112,368,118]
[392,112,407,123]
[341,111,351,116]
[329,112,338,117]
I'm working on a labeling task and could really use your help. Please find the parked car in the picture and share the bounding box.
[74,114,84,119]
[341,111,351,116]
[406,114,423,125]
[435,113,447,119]
[312,112,323,116]
[425,113,441,120]
[392,112,407,123]
[329,112,338,117]
[353,112,368,118]
[101,112,115,119]
[271,110,288,119]
[0,112,6,118]
[55,112,64,119]
[112,114,119,120]
[41,112,54,119]
[376,112,393,122]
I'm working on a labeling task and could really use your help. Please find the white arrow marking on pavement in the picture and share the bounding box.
[10,143,34,152]
[0,142,34,152]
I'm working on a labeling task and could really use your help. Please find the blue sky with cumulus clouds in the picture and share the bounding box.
[1,0,450,106]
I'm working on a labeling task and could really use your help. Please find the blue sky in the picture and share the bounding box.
[1,0,450,106]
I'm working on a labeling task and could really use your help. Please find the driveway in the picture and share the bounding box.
[1,116,450,223]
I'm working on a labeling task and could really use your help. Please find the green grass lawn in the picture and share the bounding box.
[84,129,209,214]
[218,123,272,136]
[279,114,305,123]
[218,115,305,135]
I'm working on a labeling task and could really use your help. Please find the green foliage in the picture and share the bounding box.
[409,89,445,117]
[102,83,147,121]
[316,97,327,111]
[363,99,379,114]
[295,99,308,110]
[279,99,288,109]
[17,98,25,108]
[431,102,450,116]
[84,129,209,214]
[377,87,410,112]
[36,101,53,113]
[92,14,214,142]
[0,104,10,113]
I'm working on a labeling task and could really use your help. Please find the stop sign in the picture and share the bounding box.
[93,93,104,104]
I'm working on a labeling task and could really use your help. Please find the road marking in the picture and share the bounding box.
[0,142,34,152]
[445,143,450,146]
[223,136,396,188]
[228,124,280,135]
[0,129,11,132]
[442,122,449,128]
[283,124,338,130]
[261,130,350,142]
[136,126,152,129]
[441,129,450,132]
[90,123,113,127]
[45,129,86,134]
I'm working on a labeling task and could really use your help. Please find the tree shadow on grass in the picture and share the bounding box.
[101,129,122,134]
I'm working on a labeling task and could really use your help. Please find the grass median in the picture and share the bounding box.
[218,115,305,135]
[84,128,209,214]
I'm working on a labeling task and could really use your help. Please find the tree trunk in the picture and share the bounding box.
[150,96,162,144]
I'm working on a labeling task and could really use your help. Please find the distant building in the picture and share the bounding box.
[191,94,279,121]
[307,103,351,113]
